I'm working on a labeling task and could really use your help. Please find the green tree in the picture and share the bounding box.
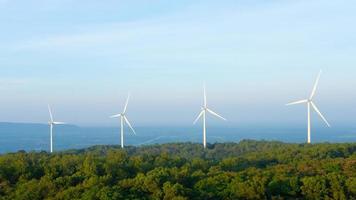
[162,182,188,200]
[301,176,329,199]
[346,177,356,197]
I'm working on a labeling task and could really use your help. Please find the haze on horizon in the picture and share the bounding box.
[0,0,355,128]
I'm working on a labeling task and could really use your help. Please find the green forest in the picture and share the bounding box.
[0,140,355,200]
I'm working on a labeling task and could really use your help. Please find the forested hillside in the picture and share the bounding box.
[0,140,355,200]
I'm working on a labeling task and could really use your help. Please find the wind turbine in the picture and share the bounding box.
[110,94,136,148]
[194,85,226,149]
[286,70,331,143]
[48,105,66,153]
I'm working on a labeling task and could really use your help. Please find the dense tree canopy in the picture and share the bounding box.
[0,140,355,199]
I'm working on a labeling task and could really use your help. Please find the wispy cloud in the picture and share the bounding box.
[0,78,28,90]
[14,0,352,54]
[13,18,207,51]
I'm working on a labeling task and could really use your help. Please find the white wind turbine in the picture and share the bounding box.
[48,105,66,153]
[286,70,331,143]
[194,85,226,149]
[110,94,136,148]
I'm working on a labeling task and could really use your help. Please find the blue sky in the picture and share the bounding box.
[0,0,355,127]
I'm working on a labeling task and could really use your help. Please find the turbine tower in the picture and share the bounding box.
[194,84,226,149]
[286,70,331,143]
[48,105,66,153]
[110,94,136,148]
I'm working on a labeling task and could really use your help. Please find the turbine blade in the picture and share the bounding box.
[310,70,322,99]
[53,122,66,125]
[48,104,53,122]
[286,99,308,106]
[110,114,121,118]
[193,111,204,124]
[206,108,226,121]
[203,84,207,107]
[123,93,130,113]
[124,116,136,135]
[310,101,331,127]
